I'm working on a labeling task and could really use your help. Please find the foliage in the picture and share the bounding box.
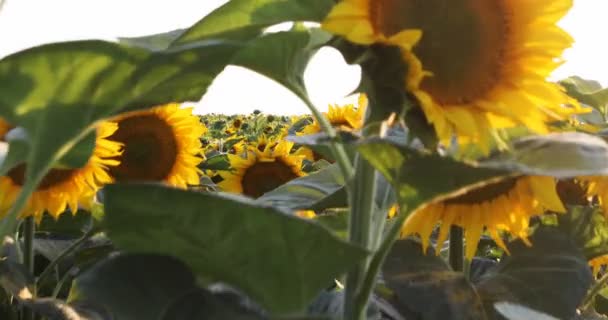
[0,1,606,320]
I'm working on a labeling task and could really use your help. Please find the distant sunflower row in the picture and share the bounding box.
[0,95,368,222]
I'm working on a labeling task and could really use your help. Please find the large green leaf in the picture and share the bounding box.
[69,254,198,320]
[118,29,187,51]
[476,228,592,320]
[256,163,345,210]
[560,76,608,111]
[159,288,264,320]
[232,27,332,100]
[103,184,367,314]
[0,39,241,236]
[382,239,487,320]
[480,132,608,178]
[174,0,334,44]
[555,205,608,260]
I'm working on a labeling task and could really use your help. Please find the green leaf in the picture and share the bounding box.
[476,228,592,320]
[494,302,559,320]
[555,205,608,260]
[118,29,187,51]
[69,254,197,320]
[0,39,241,236]
[159,288,263,320]
[174,0,334,44]
[103,184,367,314]
[232,27,332,100]
[560,76,608,110]
[199,154,232,171]
[256,163,345,210]
[481,132,608,178]
[382,240,487,320]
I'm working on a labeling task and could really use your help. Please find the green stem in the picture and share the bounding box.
[22,217,35,320]
[582,272,608,310]
[353,207,409,318]
[343,155,377,320]
[51,267,77,299]
[36,229,94,288]
[449,226,464,272]
[299,95,354,182]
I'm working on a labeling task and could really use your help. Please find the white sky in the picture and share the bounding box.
[0,0,606,115]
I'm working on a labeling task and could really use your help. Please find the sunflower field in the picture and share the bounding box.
[2,1,608,320]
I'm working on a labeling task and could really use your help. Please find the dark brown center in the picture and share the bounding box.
[7,164,76,190]
[241,160,299,198]
[370,0,509,104]
[445,177,517,205]
[108,115,178,182]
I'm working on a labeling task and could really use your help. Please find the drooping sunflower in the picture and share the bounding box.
[0,121,122,222]
[580,177,608,217]
[589,255,608,277]
[219,140,305,198]
[322,0,585,150]
[107,103,206,188]
[399,176,565,260]
[301,94,367,135]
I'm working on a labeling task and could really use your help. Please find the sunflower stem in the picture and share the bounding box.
[581,271,608,310]
[22,216,35,320]
[449,226,464,272]
[299,95,354,182]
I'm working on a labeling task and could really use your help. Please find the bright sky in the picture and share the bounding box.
[0,0,606,115]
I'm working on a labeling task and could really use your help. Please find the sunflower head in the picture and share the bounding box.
[219,140,306,198]
[323,0,586,151]
[107,103,205,189]
[0,121,122,221]
[400,176,565,260]
[301,94,367,136]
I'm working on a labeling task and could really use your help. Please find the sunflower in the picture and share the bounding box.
[580,176,608,217]
[589,255,608,277]
[399,176,565,260]
[219,140,305,198]
[322,0,585,150]
[0,121,122,222]
[107,103,206,188]
[0,118,11,140]
[300,94,367,135]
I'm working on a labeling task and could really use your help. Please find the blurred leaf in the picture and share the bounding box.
[118,28,187,50]
[0,258,34,301]
[0,39,241,237]
[314,211,349,239]
[555,205,608,260]
[256,163,345,210]
[174,0,334,44]
[37,210,92,238]
[306,290,382,320]
[22,298,110,320]
[494,302,559,320]
[103,184,367,314]
[69,254,197,320]
[481,132,608,178]
[382,240,487,320]
[560,76,608,110]
[288,131,359,162]
[476,228,592,320]
[199,154,231,171]
[232,27,331,101]
[160,288,263,320]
